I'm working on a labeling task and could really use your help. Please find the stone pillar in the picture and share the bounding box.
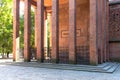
[103,0,109,61]
[97,0,103,63]
[69,0,76,64]
[24,0,31,62]
[102,0,107,62]
[90,0,98,65]
[36,0,44,62]
[13,0,20,61]
[106,0,110,61]
[51,0,59,63]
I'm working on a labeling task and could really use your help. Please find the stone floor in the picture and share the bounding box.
[1,61,119,73]
[0,59,120,80]
[0,64,120,80]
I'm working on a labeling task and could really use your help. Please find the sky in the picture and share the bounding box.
[20,1,24,15]
[20,1,34,15]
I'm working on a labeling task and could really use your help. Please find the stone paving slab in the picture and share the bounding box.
[0,61,119,73]
[0,59,120,80]
[0,64,120,80]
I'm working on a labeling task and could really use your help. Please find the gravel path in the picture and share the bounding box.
[0,64,120,80]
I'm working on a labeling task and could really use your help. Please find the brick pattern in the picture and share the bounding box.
[36,0,44,62]
[51,0,59,63]
[24,0,31,62]
[89,0,98,65]
[76,46,90,65]
[69,0,76,63]
[109,4,120,61]
[109,43,120,61]
[14,0,110,65]
[59,1,89,47]
[59,47,69,64]
[97,0,103,63]
[109,5,120,40]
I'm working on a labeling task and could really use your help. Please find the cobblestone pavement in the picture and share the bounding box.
[0,60,120,80]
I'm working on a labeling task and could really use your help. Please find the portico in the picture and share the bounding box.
[13,0,109,65]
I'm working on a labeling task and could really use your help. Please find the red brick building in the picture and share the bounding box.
[109,0,120,62]
[13,0,119,65]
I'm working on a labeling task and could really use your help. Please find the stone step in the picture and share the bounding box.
[107,63,120,73]
[103,63,115,70]
[57,64,103,69]
[6,62,107,72]
[98,62,110,68]
[23,63,106,72]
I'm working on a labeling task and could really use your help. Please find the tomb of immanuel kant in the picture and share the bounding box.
[13,0,110,65]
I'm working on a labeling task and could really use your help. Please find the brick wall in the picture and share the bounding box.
[109,3,120,61]
[59,0,89,47]
[109,43,120,61]
[58,0,89,64]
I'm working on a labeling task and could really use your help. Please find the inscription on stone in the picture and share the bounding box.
[61,29,82,38]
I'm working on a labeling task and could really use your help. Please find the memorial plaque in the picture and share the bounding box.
[61,29,82,38]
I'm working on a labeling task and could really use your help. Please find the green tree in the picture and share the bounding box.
[20,10,35,49]
[0,0,13,58]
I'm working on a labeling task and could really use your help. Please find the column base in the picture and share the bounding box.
[13,59,16,62]
[69,60,76,64]
[37,59,44,63]
[13,58,21,62]
[90,61,98,66]
[24,59,30,62]
[51,59,59,63]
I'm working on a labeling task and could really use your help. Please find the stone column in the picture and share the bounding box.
[51,0,59,63]
[69,0,76,64]
[90,0,98,65]
[13,0,20,61]
[102,0,107,62]
[24,0,31,62]
[103,0,109,61]
[106,0,110,61]
[36,0,44,62]
[97,0,103,63]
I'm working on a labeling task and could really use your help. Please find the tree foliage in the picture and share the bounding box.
[20,10,35,49]
[0,0,13,55]
[0,0,35,59]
